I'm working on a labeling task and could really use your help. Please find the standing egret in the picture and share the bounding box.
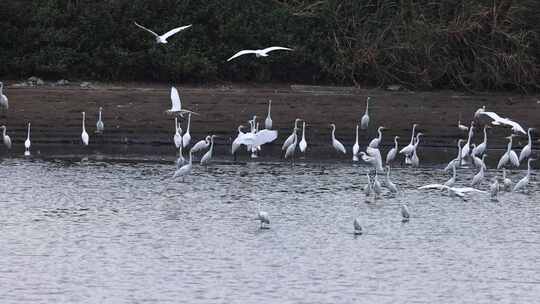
[410,133,424,167]
[364,173,373,197]
[81,112,89,146]
[490,178,499,201]
[461,122,474,163]
[0,82,8,110]
[444,164,457,187]
[227,46,293,61]
[134,22,192,44]
[232,125,246,159]
[265,100,272,130]
[1,126,11,149]
[368,126,385,148]
[352,125,359,161]
[284,127,299,161]
[373,172,382,197]
[256,211,270,229]
[386,136,399,164]
[513,158,535,192]
[519,128,534,162]
[444,139,465,171]
[353,218,363,235]
[96,107,104,134]
[173,117,182,149]
[401,205,410,222]
[330,123,346,154]
[183,113,192,148]
[282,118,301,151]
[191,136,211,153]
[502,168,512,191]
[200,135,216,166]
[360,97,370,130]
[458,119,468,131]
[299,121,307,153]
[173,149,193,181]
[497,135,520,169]
[399,123,418,162]
[471,155,486,186]
[385,166,399,194]
[24,122,31,156]
[472,126,488,157]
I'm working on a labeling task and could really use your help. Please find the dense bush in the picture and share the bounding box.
[0,0,538,91]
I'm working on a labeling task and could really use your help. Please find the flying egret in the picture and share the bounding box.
[474,105,485,119]
[479,111,526,134]
[497,135,520,169]
[0,82,8,110]
[352,125,359,161]
[368,126,385,148]
[399,123,418,162]
[519,128,534,162]
[256,211,270,229]
[96,107,104,134]
[282,118,301,151]
[330,123,346,154]
[386,136,399,164]
[444,163,457,187]
[471,155,486,186]
[410,132,424,167]
[373,172,382,197]
[471,126,488,157]
[81,112,89,146]
[401,205,410,222]
[299,121,307,153]
[173,117,183,149]
[284,127,299,161]
[167,87,198,116]
[182,113,192,148]
[461,122,474,163]
[385,166,399,194]
[200,135,216,166]
[360,97,370,130]
[458,119,468,131]
[265,100,272,130]
[502,168,512,191]
[1,125,11,149]
[513,158,535,192]
[444,139,465,171]
[173,149,193,181]
[134,22,192,44]
[490,178,499,201]
[24,122,31,156]
[353,218,363,235]
[227,46,293,61]
[191,135,211,153]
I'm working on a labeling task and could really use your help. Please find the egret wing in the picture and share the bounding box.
[227,50,257,61]
[262,46,293,53]
[161,24,192,40]
[134,22,159,37]
[170,87,181,111]
[253,129,278,146]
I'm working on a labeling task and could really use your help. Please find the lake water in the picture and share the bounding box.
[1,156,539,303]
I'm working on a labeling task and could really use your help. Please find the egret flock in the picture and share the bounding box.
[0,22,536,233]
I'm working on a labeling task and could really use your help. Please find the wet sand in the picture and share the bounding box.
[0,83,538,160]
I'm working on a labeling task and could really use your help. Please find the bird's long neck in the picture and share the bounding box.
[210,137,215,151]
[27,124,30,139]
[331,125,336,140]
[355,125,359,143]
[186,114,191,132]
[82,113,86,130]
[466,127,473,144]
[507,137,513,152]
[457,143,462,159]
[175,118,179,132]
[377,128,382,141]
[294,120,299,129]
[267,101,271,117]
[2,127,6,137]
[483,127,487,143]
[410,125,416,144]
[394,137,398,148]
[98,109,102,121]
[302,122,306,138]
[527,129,532,144]
[0,83,3,95]
[452,165,456,178]
[365,98,369,114]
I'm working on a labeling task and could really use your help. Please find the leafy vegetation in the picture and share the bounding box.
[0,0,538,91]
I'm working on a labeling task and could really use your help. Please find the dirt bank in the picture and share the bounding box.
[0,82,538,160]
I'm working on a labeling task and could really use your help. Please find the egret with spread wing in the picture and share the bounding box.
[134,22,192,44]
[227,46,293,61]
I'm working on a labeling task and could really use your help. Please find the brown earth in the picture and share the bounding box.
[1,82,538,161]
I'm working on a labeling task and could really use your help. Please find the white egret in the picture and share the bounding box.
[461,122,474,163]
[353,218,363,235]
[360,97,370,130]
[497,135,520,169]
[134,22,192,44]
[444,164,457,187]
[299,121,307,153]
[471,155,486,186]
[502,168,512,191]
[256,211,270,229]
[410,132,424,167]
[265,100,272,130]
[200,135,216,166]
[191,135,211,153]
[364,173,373,197]
[96,107,104,134]
[237,118,278,149]
[458,119,468,131]
[386,136,399,164]
[479,111,526,134]
[284,127,299,160]
[444,139,464,171]
[330,123,346,154]
[385,166,399,194]
[513,158,535,192]
[490,178,499,201]
[399,123,418,162]
[282,118,301,151]
[232,125,246,157]
[81,112,89,146]
[182,113,192,148]
[471,126,488,156]
[227,46,293,61]
[373,172,382,197]
[173,149,193,181]
[368,126,385,149]
[24,122,31,156]
[474,105,485,119]
[352,125,359,161]
[471,147,487,171]
[519,128,534,162]
[401,205,410,222]
[1,126,11,149]
[167,86,198,116]
[173,117,183,149]
[0,82,8,110]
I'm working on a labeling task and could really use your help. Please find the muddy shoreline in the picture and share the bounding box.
[0,83,538,161]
